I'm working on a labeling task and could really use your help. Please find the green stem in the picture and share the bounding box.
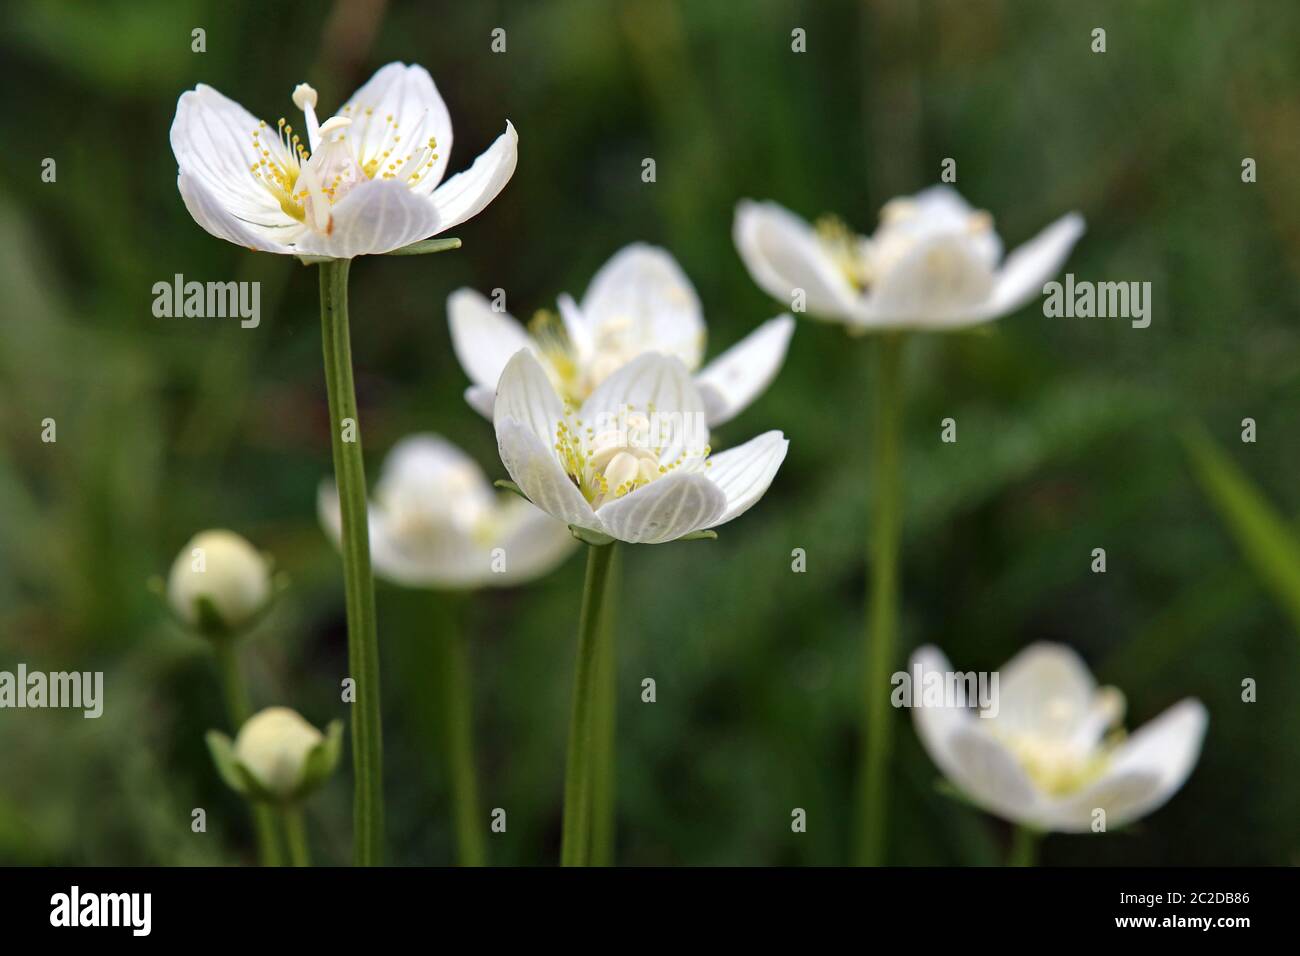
[212,638,252,726]
[212,639,281,868]
[437,602,486,867]
[857,333,905,866]
[560,542,618,866]
[282,806,312,867]
[318,258,384,866]
[589,546,622,866]
[1008,825,1041,867]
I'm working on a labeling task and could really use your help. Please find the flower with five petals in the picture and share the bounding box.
[911,643,1207,833]
[450,243,794,426]
[493,350,788,545]
[171,62,517,258]
[319,433,575,588]
[734,186,1083,331]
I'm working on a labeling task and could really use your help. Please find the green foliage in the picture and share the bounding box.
[1181,425,1300,633]
[0,0,1297,865]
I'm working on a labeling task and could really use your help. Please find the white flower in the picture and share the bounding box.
[170,62,517,258]
[493,349,788,545]
[734,186,1084,330]
[449,243,794,426]
[911,643,1207,833]
[167,529,271,634]
[208,707,343,803]
[319,433,575,588]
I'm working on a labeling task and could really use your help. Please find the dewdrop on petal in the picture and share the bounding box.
[207,707,343,804]
[167,530,272,635]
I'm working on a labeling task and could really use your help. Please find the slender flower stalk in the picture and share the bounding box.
[857,333,905,866]
[211,639,282,867]
[317,258,384,865]
[910,644,1207,836]
[319,433,574,864]
[164,530,282,866]
[561,542,618,866]
[207,707,342,869]
[171,61,520,867]
[589,546,621,866]
[1008,825,1040,867]
[733,187,1085,865]
[282,806,312,867]
[491,350,788,866]
[437,598,486,867]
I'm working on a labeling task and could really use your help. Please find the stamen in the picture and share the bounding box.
[815,215,872,291]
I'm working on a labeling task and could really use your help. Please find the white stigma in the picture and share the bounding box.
[293,82,322,150]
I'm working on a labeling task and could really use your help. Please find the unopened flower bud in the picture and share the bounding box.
[237,707,322,797]
[168,530,271,635]
[207,707,343,803]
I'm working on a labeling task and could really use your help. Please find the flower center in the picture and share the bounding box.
[247,83,441,234]
[336,97,439,186]
[815,201,997,295]
[815,215,873,291]
[249,116,309,222]
[379,464,491,543]
[585,316,644,389]
[993,689,1126,796]
[552,406,710,509]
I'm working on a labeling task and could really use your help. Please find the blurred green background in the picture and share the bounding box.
[1,0,1298,866]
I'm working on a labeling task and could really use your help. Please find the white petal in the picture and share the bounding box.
[975,212,1084,321]
[1087,698,1208,827]
[595,472,726,544]
[907,184,979,224]
[910,645,974,786]
[578,244,706,370]
[579,352,708,465]
[556,293,594,356]
[861,233,996,328]
[733,200,861,322]
[447,288,534,391]
[704,430,788,525]
[342,62,453,194]
[493,349,565,449]
[319,480,433,585]
[495,418,599,533]
[464,384,496,419]
[872,185,1003,274]
[290,179,442,258]
[943,722,1045,827]
[490,501,579,585]
[177,170,295,254]
[1044,769,1167,833]
[429,122,518,232]
[695,314,794,426]
[493,352,596,531]
[170,85,295,232]
[368,510,477,588]
[990,642,1097,742]
[378,432,484,490]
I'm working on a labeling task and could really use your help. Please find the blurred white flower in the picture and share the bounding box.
[319,433,575,588]
[448,243,794,426]
[911,643,1207,833]
[208,706,342,803]
[734,186,1083,331]
[167,529,271,635]
[493,349,788,545]
[170,62,517,258]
